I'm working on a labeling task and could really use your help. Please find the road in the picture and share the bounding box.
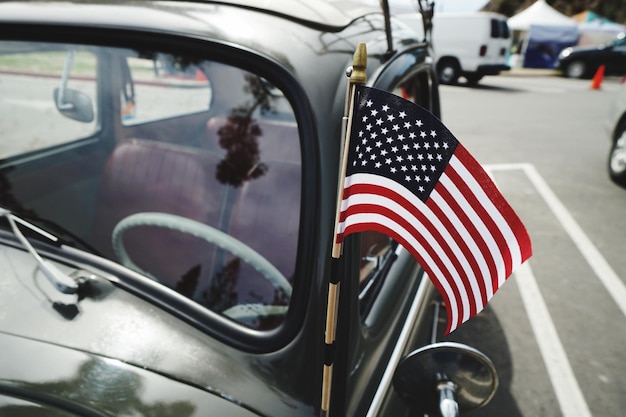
[437,74,626,417]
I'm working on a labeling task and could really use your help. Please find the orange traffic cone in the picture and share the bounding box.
[590,65,605,90]
[195,69,207,82]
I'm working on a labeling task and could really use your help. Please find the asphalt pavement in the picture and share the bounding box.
[435,73,626,417]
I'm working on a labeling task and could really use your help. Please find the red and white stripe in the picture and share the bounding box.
[336,144,531,333]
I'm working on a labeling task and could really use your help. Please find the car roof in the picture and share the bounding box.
[207,0,382,30]
[0,0,382,32]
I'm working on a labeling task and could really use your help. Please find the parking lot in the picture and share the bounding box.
[438,73,626,417]
[2,69,624,417]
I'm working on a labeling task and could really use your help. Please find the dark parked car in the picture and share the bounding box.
[0,1,498,416]
[607,81,626,186]
[558,32,626,79]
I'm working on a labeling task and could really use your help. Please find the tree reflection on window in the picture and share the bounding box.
[215,74,277,187]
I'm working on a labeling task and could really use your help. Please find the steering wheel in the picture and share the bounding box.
[111,212,292,300]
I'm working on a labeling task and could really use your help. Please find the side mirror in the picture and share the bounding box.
[53,50,94,123]
[53,87,94,123]
[393,342,498,417]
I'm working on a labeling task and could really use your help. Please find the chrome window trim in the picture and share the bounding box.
[365,250,433,417]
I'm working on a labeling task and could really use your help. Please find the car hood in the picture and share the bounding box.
[0,238,307,416]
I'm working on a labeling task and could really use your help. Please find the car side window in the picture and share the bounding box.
[102,53,301,331]
[121,54,212,125]
[358,230,396,316]
[0,44,98,158]
[0,41,301,332]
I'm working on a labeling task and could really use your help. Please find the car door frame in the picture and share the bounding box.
[329,44,442,417]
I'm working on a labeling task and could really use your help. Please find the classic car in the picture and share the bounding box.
[0,1,498,416]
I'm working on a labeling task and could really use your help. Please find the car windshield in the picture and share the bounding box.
[0,41,302,331]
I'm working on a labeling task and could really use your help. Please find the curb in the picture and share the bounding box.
[501,68,559,77]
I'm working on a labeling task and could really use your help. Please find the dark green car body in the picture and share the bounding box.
[0,1,444,416]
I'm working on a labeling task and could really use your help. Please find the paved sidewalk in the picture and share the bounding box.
[502,67,559,77]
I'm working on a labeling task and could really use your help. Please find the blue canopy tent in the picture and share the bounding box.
[524,24,579,68]
[508,0,579,68]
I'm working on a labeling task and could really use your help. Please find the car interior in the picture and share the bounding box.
[0,41,303,329]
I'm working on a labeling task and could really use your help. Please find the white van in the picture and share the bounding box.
[394,10,512,84]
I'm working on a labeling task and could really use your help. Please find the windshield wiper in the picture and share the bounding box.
[0,207,79,294]
[4,211,98,253]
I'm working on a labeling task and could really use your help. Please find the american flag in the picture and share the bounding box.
[335,85,532,333]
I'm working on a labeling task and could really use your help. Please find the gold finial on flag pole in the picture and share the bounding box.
[332,43,367,259]
[349,42,367,85]
[322,43,367,416]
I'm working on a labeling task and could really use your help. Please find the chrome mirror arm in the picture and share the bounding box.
[393,341,498,417]
[56,50,75,111]
[437,379,459,417]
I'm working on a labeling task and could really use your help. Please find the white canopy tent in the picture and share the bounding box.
[508,0,577,31]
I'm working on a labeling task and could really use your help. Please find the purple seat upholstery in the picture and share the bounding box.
[93,139,229,291]
[225,162,301,306]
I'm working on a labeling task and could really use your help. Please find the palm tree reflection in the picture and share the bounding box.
[215,74,273,187]
[207,74,289,328]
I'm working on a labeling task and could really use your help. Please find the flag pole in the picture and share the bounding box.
[322,43,367,417]
[331,42,367,259]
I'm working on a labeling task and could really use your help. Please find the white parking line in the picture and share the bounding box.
[483,162,626,417]
[514,261,592,417]
[488,163,626,319]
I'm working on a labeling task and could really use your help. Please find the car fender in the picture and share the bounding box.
[0,332,262,417]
